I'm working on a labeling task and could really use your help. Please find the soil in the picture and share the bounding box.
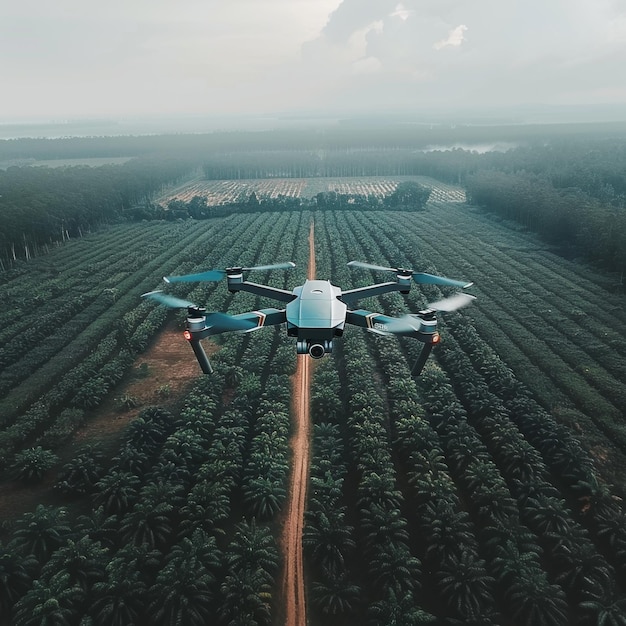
[280,222,315,626]
[0,323,203,523]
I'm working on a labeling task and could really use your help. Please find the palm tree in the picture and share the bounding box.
[310,572,361,617]
[146,563,213,626]
[119,502,173,550]
[166,528,222,579]
[368,542,421,596]
[89,554,149,626]
[505,575,569,626]
[226,519,279,582]
[242,477,286,520]
[553,541,615,601]
[303,510,355,578]
[523,495,573,537]
[0,545,37,617]
[9,505,71,562]
[40,536,109,590]
[11,447,59,484]
[55,446,106,496]
[74,506,120,550]
[309,471,344,510]
[219,567,273,626]
[367,588,436,626]
[580,595,626,626]
[435,551,496,620]
[93,470,141,515]
[360,502,409,552]
[225,365,244,387]
[491,537,543,589]
[122,414,169,455]
[358,471,403,510]
[178,483,230,537]
[422,504,476,565]
[12,571,84,626]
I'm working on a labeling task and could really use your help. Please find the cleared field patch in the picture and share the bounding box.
[156,176,452,206]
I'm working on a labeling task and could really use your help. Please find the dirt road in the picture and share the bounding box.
[281,222,315,626]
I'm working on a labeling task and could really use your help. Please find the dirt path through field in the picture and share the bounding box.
[281,221,315,626]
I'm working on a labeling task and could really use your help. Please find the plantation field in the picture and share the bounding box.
[155,175,466,205]
[1,178,626,624]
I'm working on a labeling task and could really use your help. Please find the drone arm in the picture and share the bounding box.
[346,309,396,333]
[346,309,439,340]
[341,282,406,305]
[231,308,287,329]
[227,280,295,303]
[184,308,286,374]
[189,308,286,341]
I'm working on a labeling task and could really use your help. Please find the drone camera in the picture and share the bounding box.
[309,343,326,359]
[296,339,333,358]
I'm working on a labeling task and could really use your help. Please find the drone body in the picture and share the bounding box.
[143,261,474,376]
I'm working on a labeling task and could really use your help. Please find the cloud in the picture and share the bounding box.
[390,3,413,21]
[433,25,467,50]
[2,0,626,120]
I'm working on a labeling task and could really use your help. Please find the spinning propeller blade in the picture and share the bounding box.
[413,273,474,289]
[205,312,256,332]
[373,294,475,335]
[427,293,476,312]
[141,292,256,331]
[163,269,226,283]
[242,262,296,272]
[346,260,398,273]
[163,261,295,284]
[348,261,473,289]
[142,291,198,308]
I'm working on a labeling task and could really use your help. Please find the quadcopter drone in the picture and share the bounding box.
[142,261,474,376]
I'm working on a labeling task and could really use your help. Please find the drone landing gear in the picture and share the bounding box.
[411,343,433,377]
[187,337,214,374]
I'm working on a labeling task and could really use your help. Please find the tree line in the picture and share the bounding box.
[3,126,626,275]
[0,159,191,268]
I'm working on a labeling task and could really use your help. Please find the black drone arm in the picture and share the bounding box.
[346,309,440,376]
[227,280,295,303]
[340,282,408,305]
[185,308,286,374]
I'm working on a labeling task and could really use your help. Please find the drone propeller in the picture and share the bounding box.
[380,293,475,334]
[141,291,256,331]
[347,260,473,289]
[426,293,476,312]
[142,290,198,308]
[164,262,296,284]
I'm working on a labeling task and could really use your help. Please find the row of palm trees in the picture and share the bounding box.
[314,209,626,624]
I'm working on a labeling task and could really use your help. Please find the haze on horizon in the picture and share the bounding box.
[2,0,626,125]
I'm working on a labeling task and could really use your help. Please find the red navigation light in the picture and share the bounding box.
[432,333,441,344]
[183,330,192,340]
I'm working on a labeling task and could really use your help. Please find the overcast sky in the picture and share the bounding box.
[2,0,626,122]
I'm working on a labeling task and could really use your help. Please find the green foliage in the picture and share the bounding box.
[384,180,431,210]
[11,446,59,483]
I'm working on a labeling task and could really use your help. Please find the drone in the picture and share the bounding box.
[142,261,474,376]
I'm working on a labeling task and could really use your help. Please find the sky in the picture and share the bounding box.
[2,0,626,123]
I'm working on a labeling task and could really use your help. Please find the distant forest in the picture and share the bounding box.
[1,122,625,275]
